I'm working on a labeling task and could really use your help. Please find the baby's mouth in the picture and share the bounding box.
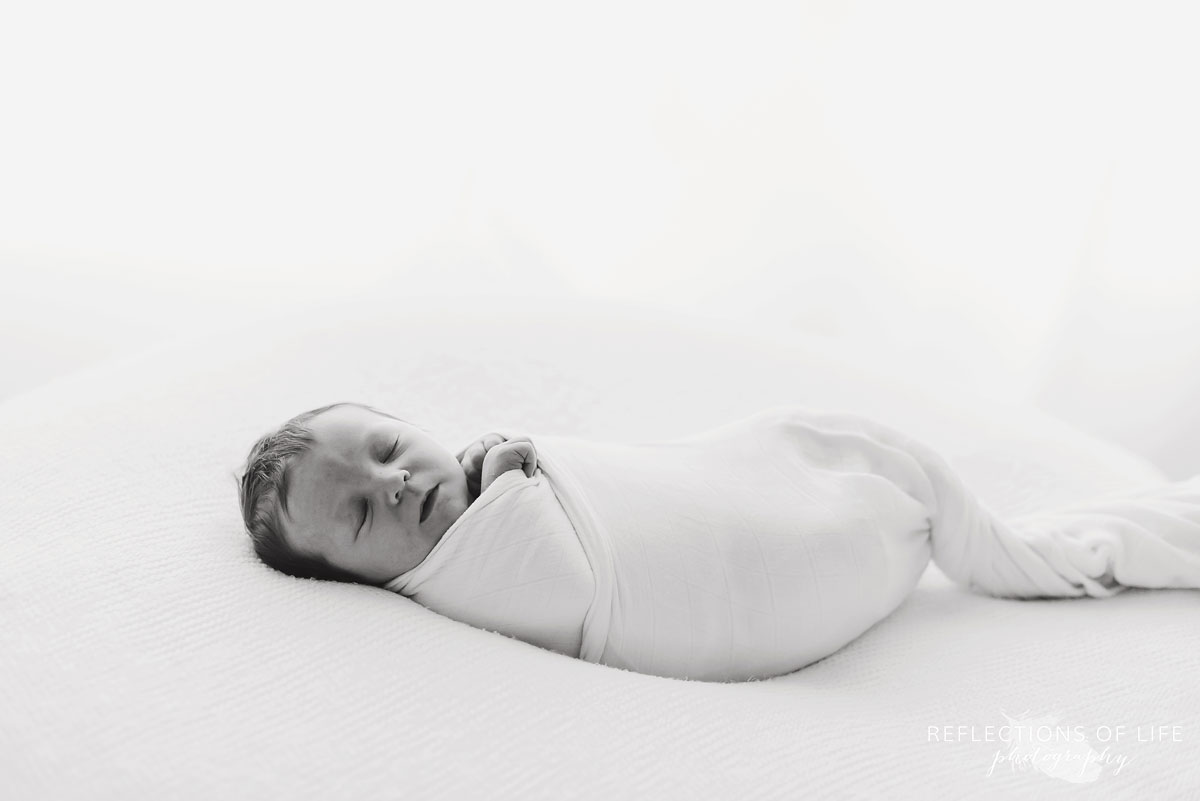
[419,484,439,523]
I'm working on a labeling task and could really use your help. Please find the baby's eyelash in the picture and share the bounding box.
[382,437,400,462]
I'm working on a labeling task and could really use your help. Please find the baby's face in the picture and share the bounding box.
[279,405,470,584]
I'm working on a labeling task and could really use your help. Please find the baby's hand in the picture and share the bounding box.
[480,438,537,496]
[456,432,509,501]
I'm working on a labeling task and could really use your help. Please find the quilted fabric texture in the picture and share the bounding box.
[414,407,1200,685]
[3,293,1197,799]
[387,468,594,659]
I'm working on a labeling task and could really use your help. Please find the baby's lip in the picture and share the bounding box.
[419,484,439,523]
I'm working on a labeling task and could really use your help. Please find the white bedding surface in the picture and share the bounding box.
[3,294,1197,799]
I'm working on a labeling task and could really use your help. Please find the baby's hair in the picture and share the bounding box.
[237,401,405,585]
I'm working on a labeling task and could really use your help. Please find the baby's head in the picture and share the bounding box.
[238,402,471,586]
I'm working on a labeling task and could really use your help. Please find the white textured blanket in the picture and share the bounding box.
[385,405,1200,682]
[4,295,1198,799]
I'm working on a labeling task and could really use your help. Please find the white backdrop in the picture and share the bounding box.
[1,0,1197,476]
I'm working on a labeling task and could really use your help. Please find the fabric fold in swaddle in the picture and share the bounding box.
[384,468,595,659]
[387,405,1200,682]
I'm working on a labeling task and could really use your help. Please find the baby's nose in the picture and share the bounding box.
[387,469,411,504]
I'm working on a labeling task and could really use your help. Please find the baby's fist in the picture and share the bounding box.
[457,432,508,500]
[480,438,537,495]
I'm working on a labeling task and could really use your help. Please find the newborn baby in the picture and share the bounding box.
[239,401,1200,681]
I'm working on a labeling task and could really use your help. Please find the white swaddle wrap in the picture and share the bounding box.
[387,406,1200,682]
[385,468,595,659]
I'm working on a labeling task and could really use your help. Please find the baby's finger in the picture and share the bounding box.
[496,438,537,478]
[457,433,505,463]
[518,441,538,477]
[461,441,486,468]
